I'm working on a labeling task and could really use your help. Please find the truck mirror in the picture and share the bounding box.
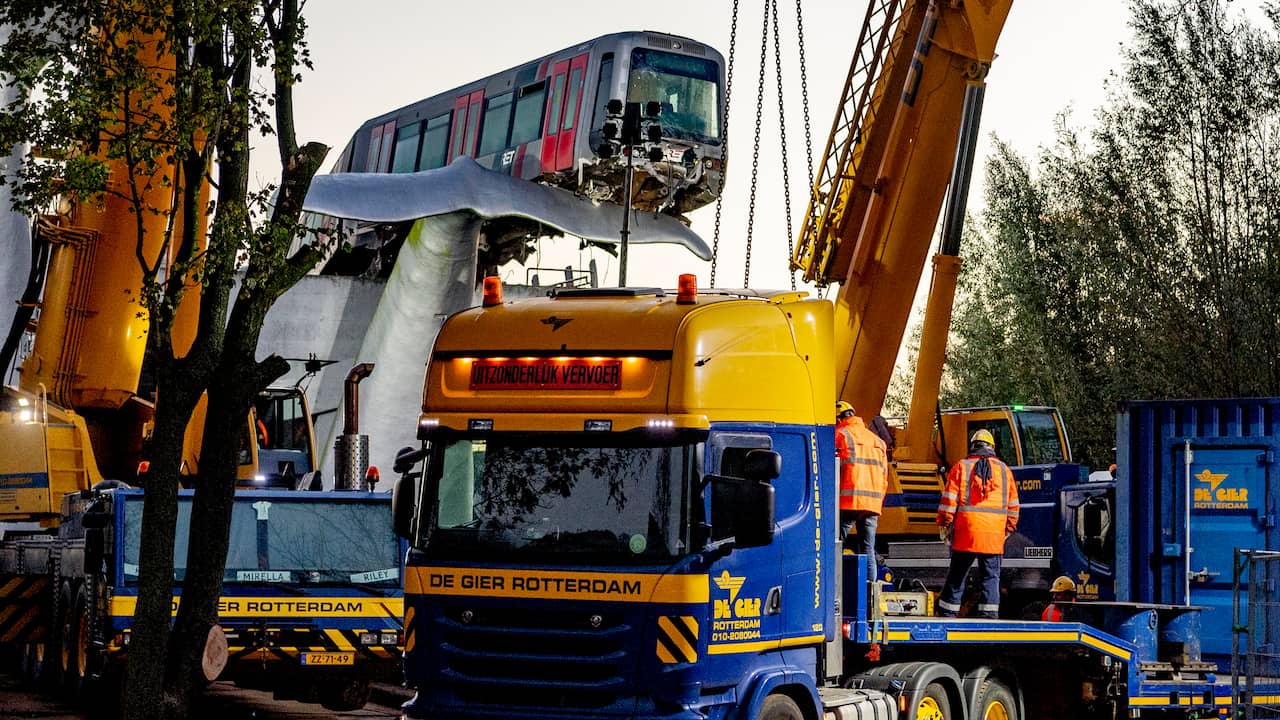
[709,474,775,549]
[392,472,416,540]
[743,449,781,482]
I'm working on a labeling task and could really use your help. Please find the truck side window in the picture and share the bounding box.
[708,432,772,478]
[707,433,772,544]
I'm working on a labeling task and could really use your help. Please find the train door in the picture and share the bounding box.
[449,90,483,161]
[365,119,396,172]
[540,53,588,172]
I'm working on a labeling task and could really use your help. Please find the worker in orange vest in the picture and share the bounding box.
[936,429,1019,619]
[835,401,888,578]
[1041,575,1077,621]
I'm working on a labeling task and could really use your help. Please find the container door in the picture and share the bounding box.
[1185,443,1274,661]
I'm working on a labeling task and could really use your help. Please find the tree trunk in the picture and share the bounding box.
[164,381,244,714]
[124,365,204,720]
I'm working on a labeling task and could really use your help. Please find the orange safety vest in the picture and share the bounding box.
[836,417,888,513]
[936,453,1019,554]
[1042,603,1064,621]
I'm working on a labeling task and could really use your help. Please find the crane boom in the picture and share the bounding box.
[792,0,1012,422]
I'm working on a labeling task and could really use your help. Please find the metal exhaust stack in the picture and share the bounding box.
[335,362,375,490]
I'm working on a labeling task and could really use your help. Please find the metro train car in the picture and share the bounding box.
[331,31,726,221]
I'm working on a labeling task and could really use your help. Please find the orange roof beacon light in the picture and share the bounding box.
[482,276,503,307]
[676,274,697,304]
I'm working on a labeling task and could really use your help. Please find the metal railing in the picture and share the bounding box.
[1233,549,1280,718]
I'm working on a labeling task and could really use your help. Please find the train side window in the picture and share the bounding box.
[450,104,468,159]
[563,67,584,131]
[418,113,451,170]
[966,420,1015,465]
[511,81,546,146]
[478,92,514,156]
[546,72,566,138]
[590,55,614,144]
[391,123,422,173]
[464,95,482,156]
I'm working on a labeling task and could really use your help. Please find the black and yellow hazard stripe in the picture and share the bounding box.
[218,626,401,663]
[655,615,698,664]
[0,575,50,643]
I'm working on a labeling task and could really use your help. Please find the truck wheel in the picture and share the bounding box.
[55,581,75,686]
[69,585,95,698]
[974,677,1017,720]
[914,682,952,720]
[21,642,49,685]
[319,676,372,711]
[758,693,804,720]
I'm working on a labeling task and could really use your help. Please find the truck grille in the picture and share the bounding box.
[435,606,631,710]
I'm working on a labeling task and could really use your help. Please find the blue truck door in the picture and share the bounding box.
[1184,443,1274,661]
[705,431,783,657]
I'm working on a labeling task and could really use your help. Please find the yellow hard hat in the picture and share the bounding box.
[1050,576,1076,594]
[970,429,995,447]
[836,401,855,417]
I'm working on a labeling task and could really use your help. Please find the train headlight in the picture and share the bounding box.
[359,632,378,645]
[381,632,399,645]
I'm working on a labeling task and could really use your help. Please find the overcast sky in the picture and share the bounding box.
[274,1,1140,290]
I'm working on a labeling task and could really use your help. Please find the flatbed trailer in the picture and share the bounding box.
[843,558,1280,718]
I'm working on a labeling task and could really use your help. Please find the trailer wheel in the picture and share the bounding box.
[757,693,804,720]
[915,682,952,720]
[974,677,1017,720]
[319,675,371,711]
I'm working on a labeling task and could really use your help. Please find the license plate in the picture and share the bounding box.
[301,652,354,666]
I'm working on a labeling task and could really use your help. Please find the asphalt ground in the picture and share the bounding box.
[0,670,416,719]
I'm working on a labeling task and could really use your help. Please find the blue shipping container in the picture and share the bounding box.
[1115,397,1280,668]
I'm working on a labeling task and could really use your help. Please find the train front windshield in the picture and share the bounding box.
[419,432,700,564]
[628,48,721,143]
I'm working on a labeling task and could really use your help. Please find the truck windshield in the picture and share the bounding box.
[420,432,699,563]
[121,494,400,588]
[628,48,721,143]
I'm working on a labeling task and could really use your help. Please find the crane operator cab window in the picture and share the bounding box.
[966,421,1016,465]
[239,390,314,488]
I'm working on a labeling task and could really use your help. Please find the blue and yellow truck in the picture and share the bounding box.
[0,485,403,711]
[389,279,1279,720]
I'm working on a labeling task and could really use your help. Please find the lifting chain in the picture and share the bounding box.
[709,0,741,288]
[793,0,815,291]
[741,0,770,288]
[714,0,813,291]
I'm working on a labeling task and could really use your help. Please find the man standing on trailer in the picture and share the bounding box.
[936,429,1019,619]
[835,401,889,579]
